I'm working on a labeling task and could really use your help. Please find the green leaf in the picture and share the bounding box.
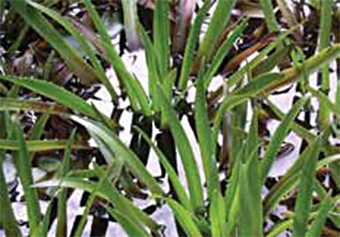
[225,150,242,234]
[160,69,177,126]
[267,219,293,237]
[265,97,340,154]
[12,117,41,235]
[70,116,164,195]
[198,0,235,61]
[212,73,296,158]
[264,44,340,93]
[0,97,68,114]
[227,27,299,88]
[139,24,161,110]
[195,72,219,199]
[252,45,291,77]
[122,0,141,51]
[243,110,263,236]
[307,85,340,116]
[133,126,190,210]
[260,95,309,185]
[34,176,159,233]
[263,144,340,216]
[210,190,227,237]
[166,199,203,237]
[105,206,149,237]
[33,197,54,237]
[318,0,333,92]
[234,72,283,96]
[72,163,116,236]
[28,113,50,141]
[43,50,55,80]
[0,139,89,151]
[27,0,118,102]
[238,163,257,237]
[203,18,248,88]
[162,69,177,102]
[10,0,97,86]
[212,95,249,155]
[56,129,76,237]
[229,101,248,167]
[317,154,340,168]
[260,0,280,32]
[244,108,259,160]
[0,75,97,118]
[157,86,204,214]
[83,0,151,115]
[178,0,210,90]
[292,135,322,237]
[153,0,169,79]
[28,112,50,162]
[0,153,22,237]
[0,82,9,95]
[307,194,340,237]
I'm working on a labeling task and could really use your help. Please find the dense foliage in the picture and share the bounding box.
[0,0,339,236]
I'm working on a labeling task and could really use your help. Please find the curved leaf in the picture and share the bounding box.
[0,75,97,118]
[70,115,164,195]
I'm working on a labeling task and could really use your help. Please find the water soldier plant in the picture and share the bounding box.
[0,0,340,236]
